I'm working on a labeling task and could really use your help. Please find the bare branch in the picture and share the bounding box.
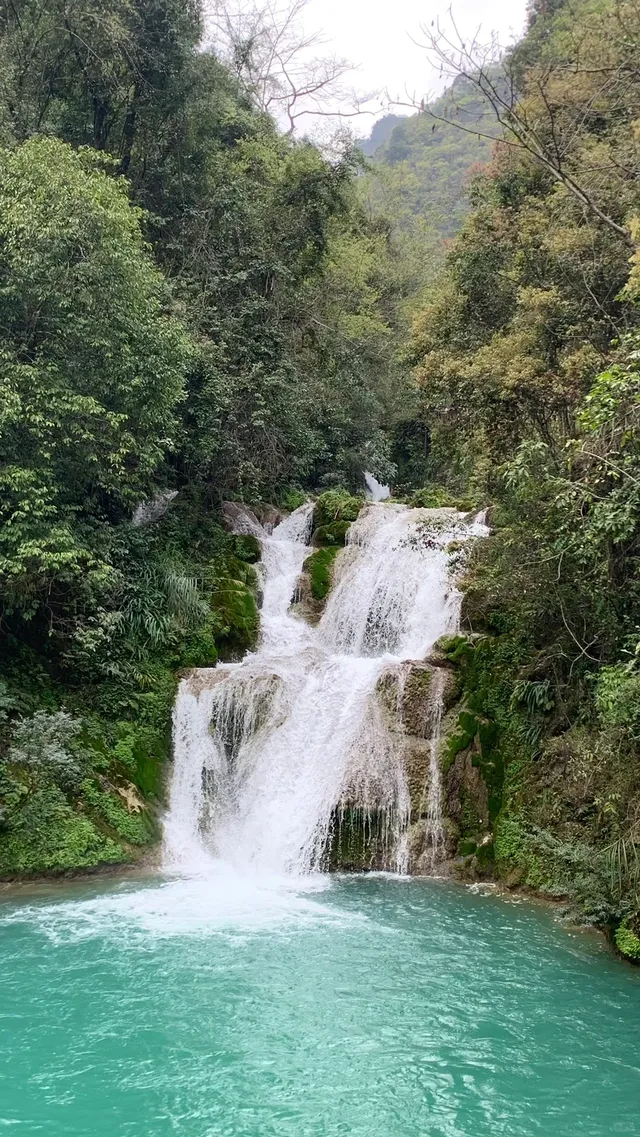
[390,14,634,247]
[204,0,378,134]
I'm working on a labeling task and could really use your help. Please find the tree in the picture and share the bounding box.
[0,0,201,170]
[207,0,370,134]
[400,1,640,245]
[0,137,190,608]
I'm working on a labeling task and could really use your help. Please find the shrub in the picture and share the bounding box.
[6,711,84,791]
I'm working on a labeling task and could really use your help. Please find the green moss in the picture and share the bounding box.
[460,789,483,837]
[313,521,352,547]
[476,840,495,867]
[401,666,435,737]
[458,838,477,856]
[615,918,640,961]
[329,808,390,871]
[303,546,340,602]
[436,634,475,664]
[211,562,260,652]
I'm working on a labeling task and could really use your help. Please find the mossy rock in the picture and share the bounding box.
[444,744,490,839]
[311,489,363,546]
[312,521,352,548]
[328,808,394,871]
[249,503,286,532]
[476,839,495,867]
[211,561,260,653]
[377,664,458,741]
[303,546,340,602]
[435,633,479,664]
[615,917,640,962]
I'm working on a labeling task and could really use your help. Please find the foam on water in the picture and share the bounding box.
[0,868,363,944]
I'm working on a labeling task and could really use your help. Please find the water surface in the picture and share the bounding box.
[1,872,639,1136]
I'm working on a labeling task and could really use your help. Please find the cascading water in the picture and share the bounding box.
[164,501,488,877]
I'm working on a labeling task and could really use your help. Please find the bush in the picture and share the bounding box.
[6,711,84,791]
[313,489,363,530]
[615,917,640,961]
[596,665,640,739]
[312,490,363,546]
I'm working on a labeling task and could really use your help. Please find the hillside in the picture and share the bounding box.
[360,78,499,244]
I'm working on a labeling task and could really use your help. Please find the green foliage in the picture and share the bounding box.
[80,780,156,847]
[411,2,640,492]
[6,711,84,791]
[311,489,363,546]
[409,0,640,931]
[0,785,126,876]
[615,918,640,961]
[360,78,499,286]
[494,817,546,890]
[0,0,422,876]
[596,665,640,738]
[233,535,262,564]
[211,568,260,654]
[0,137,190,608]
[281,489,306,512]
[409,485,473,510]
[313,489,363,535]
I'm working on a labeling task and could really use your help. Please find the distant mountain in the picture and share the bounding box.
[357,114,406,157]
[360,78,499,243]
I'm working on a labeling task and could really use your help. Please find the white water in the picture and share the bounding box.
[364,471,391,502]
[164,502,488,877]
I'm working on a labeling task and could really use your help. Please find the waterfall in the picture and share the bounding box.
[364,471,391,502]
[164,502,487,876]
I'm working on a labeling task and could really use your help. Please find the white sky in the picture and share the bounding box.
[301,0,529,120]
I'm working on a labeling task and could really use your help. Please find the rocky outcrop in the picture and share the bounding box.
[221,501,263,535]
[371,651,495,878]
[292,546,342,625]
[251,503,287,532]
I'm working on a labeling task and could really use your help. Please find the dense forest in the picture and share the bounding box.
[2,0,640,961]
[412,0,640,959]
[0,0,418,875]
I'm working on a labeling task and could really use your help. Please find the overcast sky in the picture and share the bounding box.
[300,0,530,121]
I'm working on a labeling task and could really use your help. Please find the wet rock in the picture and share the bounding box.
[132,489,178,526]
[291,547,342,625]
[377,663,458,740]
[290,570,322,625]
[221,501,263,536]
[444,746,490,835]
[183,668,228,696]
[251,503,287,532]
